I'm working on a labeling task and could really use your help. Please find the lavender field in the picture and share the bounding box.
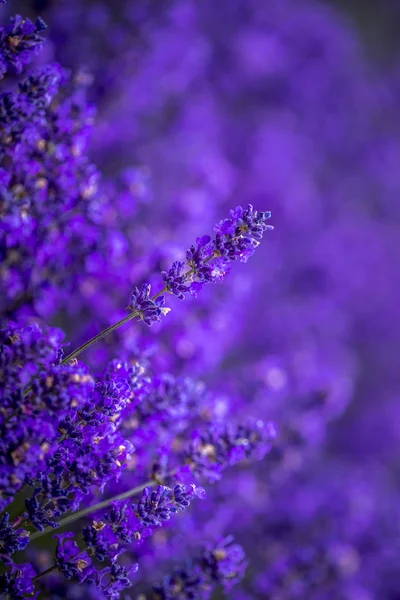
[1,1,400,598]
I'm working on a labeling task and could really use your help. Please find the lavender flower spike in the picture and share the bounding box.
[0,562,37,599]
[127,205,272,327]
[161,261,188,300]
[54,205,272,361]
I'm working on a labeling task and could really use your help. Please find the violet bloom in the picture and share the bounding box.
[153,536,247,599]
[0,60,102,320]
[20,357,144,533]
[201,536,248,590]
[214,205,273,262]
[0,562,37,599]
[0,322,95,511]
[129,283,168,326]
[55,532,93,582]
[60,485,206,597]
[182,205,273,289]
[82,484,205,561]
[161,261,189,300]
[185,235,216,284]
[0,15,47,78]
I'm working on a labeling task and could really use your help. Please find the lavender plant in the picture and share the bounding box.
[1,0,400,598]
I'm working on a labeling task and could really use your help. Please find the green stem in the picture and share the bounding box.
[33,564,58,581]
[22,251,219,399]
[22,285,170,398]
[60,312,139,365]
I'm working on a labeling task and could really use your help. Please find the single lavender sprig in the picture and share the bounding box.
[0,562,37,599]
[161,205,273,302]
[0,512,29,557]
[17,360,146,534]
[57,205,272,365]
[82,483,205,562]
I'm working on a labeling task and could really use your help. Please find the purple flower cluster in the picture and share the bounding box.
[50,485,205,598]
[0,322,93,510]
[83,484,204,557]
[0,512,29,557]
[153,536,247,599]
[182,420,277,482]
[0,14,46,78]
[0,261,273,597]
[129,284,168,326]
[55,532,92,581]
[21,359,147,533]
[185,206,272,288]
[0,562,37,600]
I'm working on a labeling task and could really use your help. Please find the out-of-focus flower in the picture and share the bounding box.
[0,14,47,78]
[153,536,247,599]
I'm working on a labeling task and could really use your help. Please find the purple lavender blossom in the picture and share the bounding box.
[201,536,247,590]
[0,512,29,558]
[214,205,273,262]
[185,235,215,285]
[0,322,95,511]
[57,484,205,597]
[54,532,92,582]
[182,420,277,482]
[0,60,104,321]
[153,536,247,599]
[22,361,137,529]
[161,261,189,300]
[0,562,37,599]
[185,206,273,287]
[136,484,205,527]
[82,484,204,560]
[86,562,139,600]
[0,15,47,78]
[129,284,168,326]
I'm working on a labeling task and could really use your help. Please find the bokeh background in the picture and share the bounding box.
[2,0,400,598]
